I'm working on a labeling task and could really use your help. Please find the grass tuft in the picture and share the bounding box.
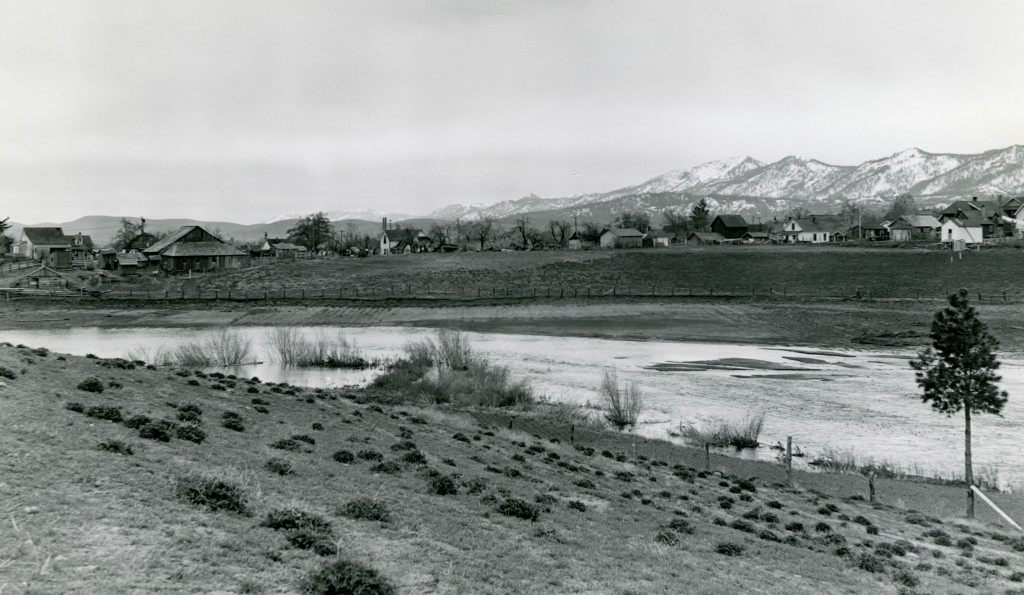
[337,498,392,522]
[673,412,764,448]
[301,559,396,595]
[598,369,643,430]
[97,439,134,455]
[175,474,248,514]
[77,377,105,393]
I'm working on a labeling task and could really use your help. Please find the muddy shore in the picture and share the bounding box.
[4,296,1024,353]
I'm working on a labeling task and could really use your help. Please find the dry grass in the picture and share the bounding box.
[128,329,255,367]
[266,327,369,368]
[598,369,644,430]
[672,412,765,449]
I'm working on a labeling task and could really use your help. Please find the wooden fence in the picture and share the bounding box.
[5,283,1024,303]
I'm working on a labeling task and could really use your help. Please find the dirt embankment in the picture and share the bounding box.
[6,296,1024,353]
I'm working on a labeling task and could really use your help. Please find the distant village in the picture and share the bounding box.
[0,195,1020,289]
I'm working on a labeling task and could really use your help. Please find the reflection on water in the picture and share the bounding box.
[2,325,1023,487]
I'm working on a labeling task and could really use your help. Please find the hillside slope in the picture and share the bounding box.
[3,345,1024,593]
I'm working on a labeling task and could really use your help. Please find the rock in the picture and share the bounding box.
[24,506,40,514]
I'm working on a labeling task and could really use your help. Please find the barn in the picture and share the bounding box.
[599,228,644,249]
[142,226,248,273]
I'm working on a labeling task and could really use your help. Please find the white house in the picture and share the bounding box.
[941,216,984,245]
[781,216,847,243]
[599,228,643,249]
[378,218,430,255]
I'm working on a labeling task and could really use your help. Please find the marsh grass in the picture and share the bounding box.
[598,369,643,430]
[672,412,765,449]
[807,446,1004,491]
[128,330,255,367]
[266,328,370,369]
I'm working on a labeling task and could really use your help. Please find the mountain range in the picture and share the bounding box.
[428,145,1024,223]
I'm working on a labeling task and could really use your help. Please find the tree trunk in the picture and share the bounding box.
[965,405,975,519]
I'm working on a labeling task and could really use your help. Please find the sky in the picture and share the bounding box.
[2,0,1023,225]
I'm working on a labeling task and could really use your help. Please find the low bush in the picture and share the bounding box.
[655,530,679,546]
[497,498,540,521]
[857,554,887,573]
[265,457,294,475]
[254,405,270,414]
[139,422,172,442]
[175,474,248,514]
[573,479,596,489]
[675,412,765,449]
[222,412,245,432]
[312,422,324,431]
[598,369,644,430]
[332,450,355,463]
[301,559,396,595]
[292,434,316,445]
[261,508,332,533]
[65,401,85,413]
[77,377,105,393]
[176,424,207,444]
[271,439,304,452]
[85,405,123,422]
[0,366,17,379]
[402,450,428,465]
[338,498,392,522]
[567,500,587,512]
[357,450,383,462]
[667,518,693,534]
[97,439,133,455]
[123,414,152,429]
[370,461,402,475]
[715,542,744,556]
[176,403,203,422]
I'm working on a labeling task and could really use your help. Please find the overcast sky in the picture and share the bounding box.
[2,0,1023,224]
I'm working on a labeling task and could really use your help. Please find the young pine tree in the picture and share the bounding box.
[910,289,1008,518]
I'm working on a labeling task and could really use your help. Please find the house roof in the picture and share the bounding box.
[160,242,246,258]
[142,226,199,254]
[605,228,644,238]
[22,227,69,246]
[116,253,145,266]
[941,200,1001,217]
[688,232,726,242]
[271,242,302,250]
[19,265,63,278]
[713,215,748,228]
[896,214,941,229]
[742,231,770,238]
[945,213,987,228]
[789,216,847,233]
[649,230,674,238]
[66,234,94,249]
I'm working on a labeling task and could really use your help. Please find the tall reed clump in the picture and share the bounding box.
[127,329,254,367]
[673,412,765,449]
[266,328,369,368]
[372,329,534,408]
[599,369,644,430]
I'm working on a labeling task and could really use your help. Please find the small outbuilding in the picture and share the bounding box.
[599,228,644,249]
[143,225,249,273]
[710,215,749,239]
[13,266,67,289]
[686,231,727,244]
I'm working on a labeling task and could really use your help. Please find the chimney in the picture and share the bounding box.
[382,217,387,231]
[972,196,978,202]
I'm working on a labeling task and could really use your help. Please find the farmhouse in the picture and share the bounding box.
[379,219,431,254]
[741,231,770,243]
[941,214,984,245]
[142,225,248,273]
[648,230,673,247]
[710,215,748,239]
[888,214,941,241]
[780,215,847,243]
[686,232,726,245]
[14,227,72,268]
[599,228,644,249]
[567,231,589,250]
[939,197,1012,238]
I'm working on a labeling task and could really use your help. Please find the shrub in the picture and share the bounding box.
[428,474,459,496]
[857,554,887,573]
[598,369,643,430]
[77,377,105,393]
[866,525,880,535]
[715,542,744,556]
[222,415,245,432]
[667,518,693,534]
[286,529,335,556]
[291,434,316,445]
[85,406,123,422]
[265,457,294,475]
[1010,571,1024,582]
[730,520,756,534]
[97,439,133,455]
[65,401,85,413]
[402,450,428,465]
[655,530,679,546]
[814,522,832,533]
[0,366,16,379]
[497,498,540,521]
[390,440,417,451]
[177,402,203,420]
[176,424,207,444]
[370,461,402,475]
[332,450,355,463]
[573,479,596,489]
[271,438,303,452]
[139,422,172,442]
[338,498,392,522]
[675,412,765,449]
[357,450,383,462]
[261,508,332,533]
[312,422,324,431]
[254,406,270,414]
[301,559,396,595]
[175,475,248,514]
[123,414,152,429]
[853,515,873,526]
[567,500,587,512]
[785,522,805,533]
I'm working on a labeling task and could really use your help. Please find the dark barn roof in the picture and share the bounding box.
[161,242,245,258]
[713,215,748,228]
[23,227,69,246]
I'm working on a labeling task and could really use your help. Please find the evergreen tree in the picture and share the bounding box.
[910,289,1008,518]
[689,199,711,232]
[288,212,334,251]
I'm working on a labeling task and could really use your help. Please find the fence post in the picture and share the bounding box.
[570,424,575,445]
[785,436,793,487]
[508,418,513,430]
[215,290,218,300]
[704,443,711,473]
[869,473,876,503]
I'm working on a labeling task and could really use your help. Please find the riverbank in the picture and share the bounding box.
[6,296,1024,353]
[4,343,1024,593]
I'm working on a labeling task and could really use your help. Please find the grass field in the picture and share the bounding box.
[5,343,1024,593]
[104,244,1024,301]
